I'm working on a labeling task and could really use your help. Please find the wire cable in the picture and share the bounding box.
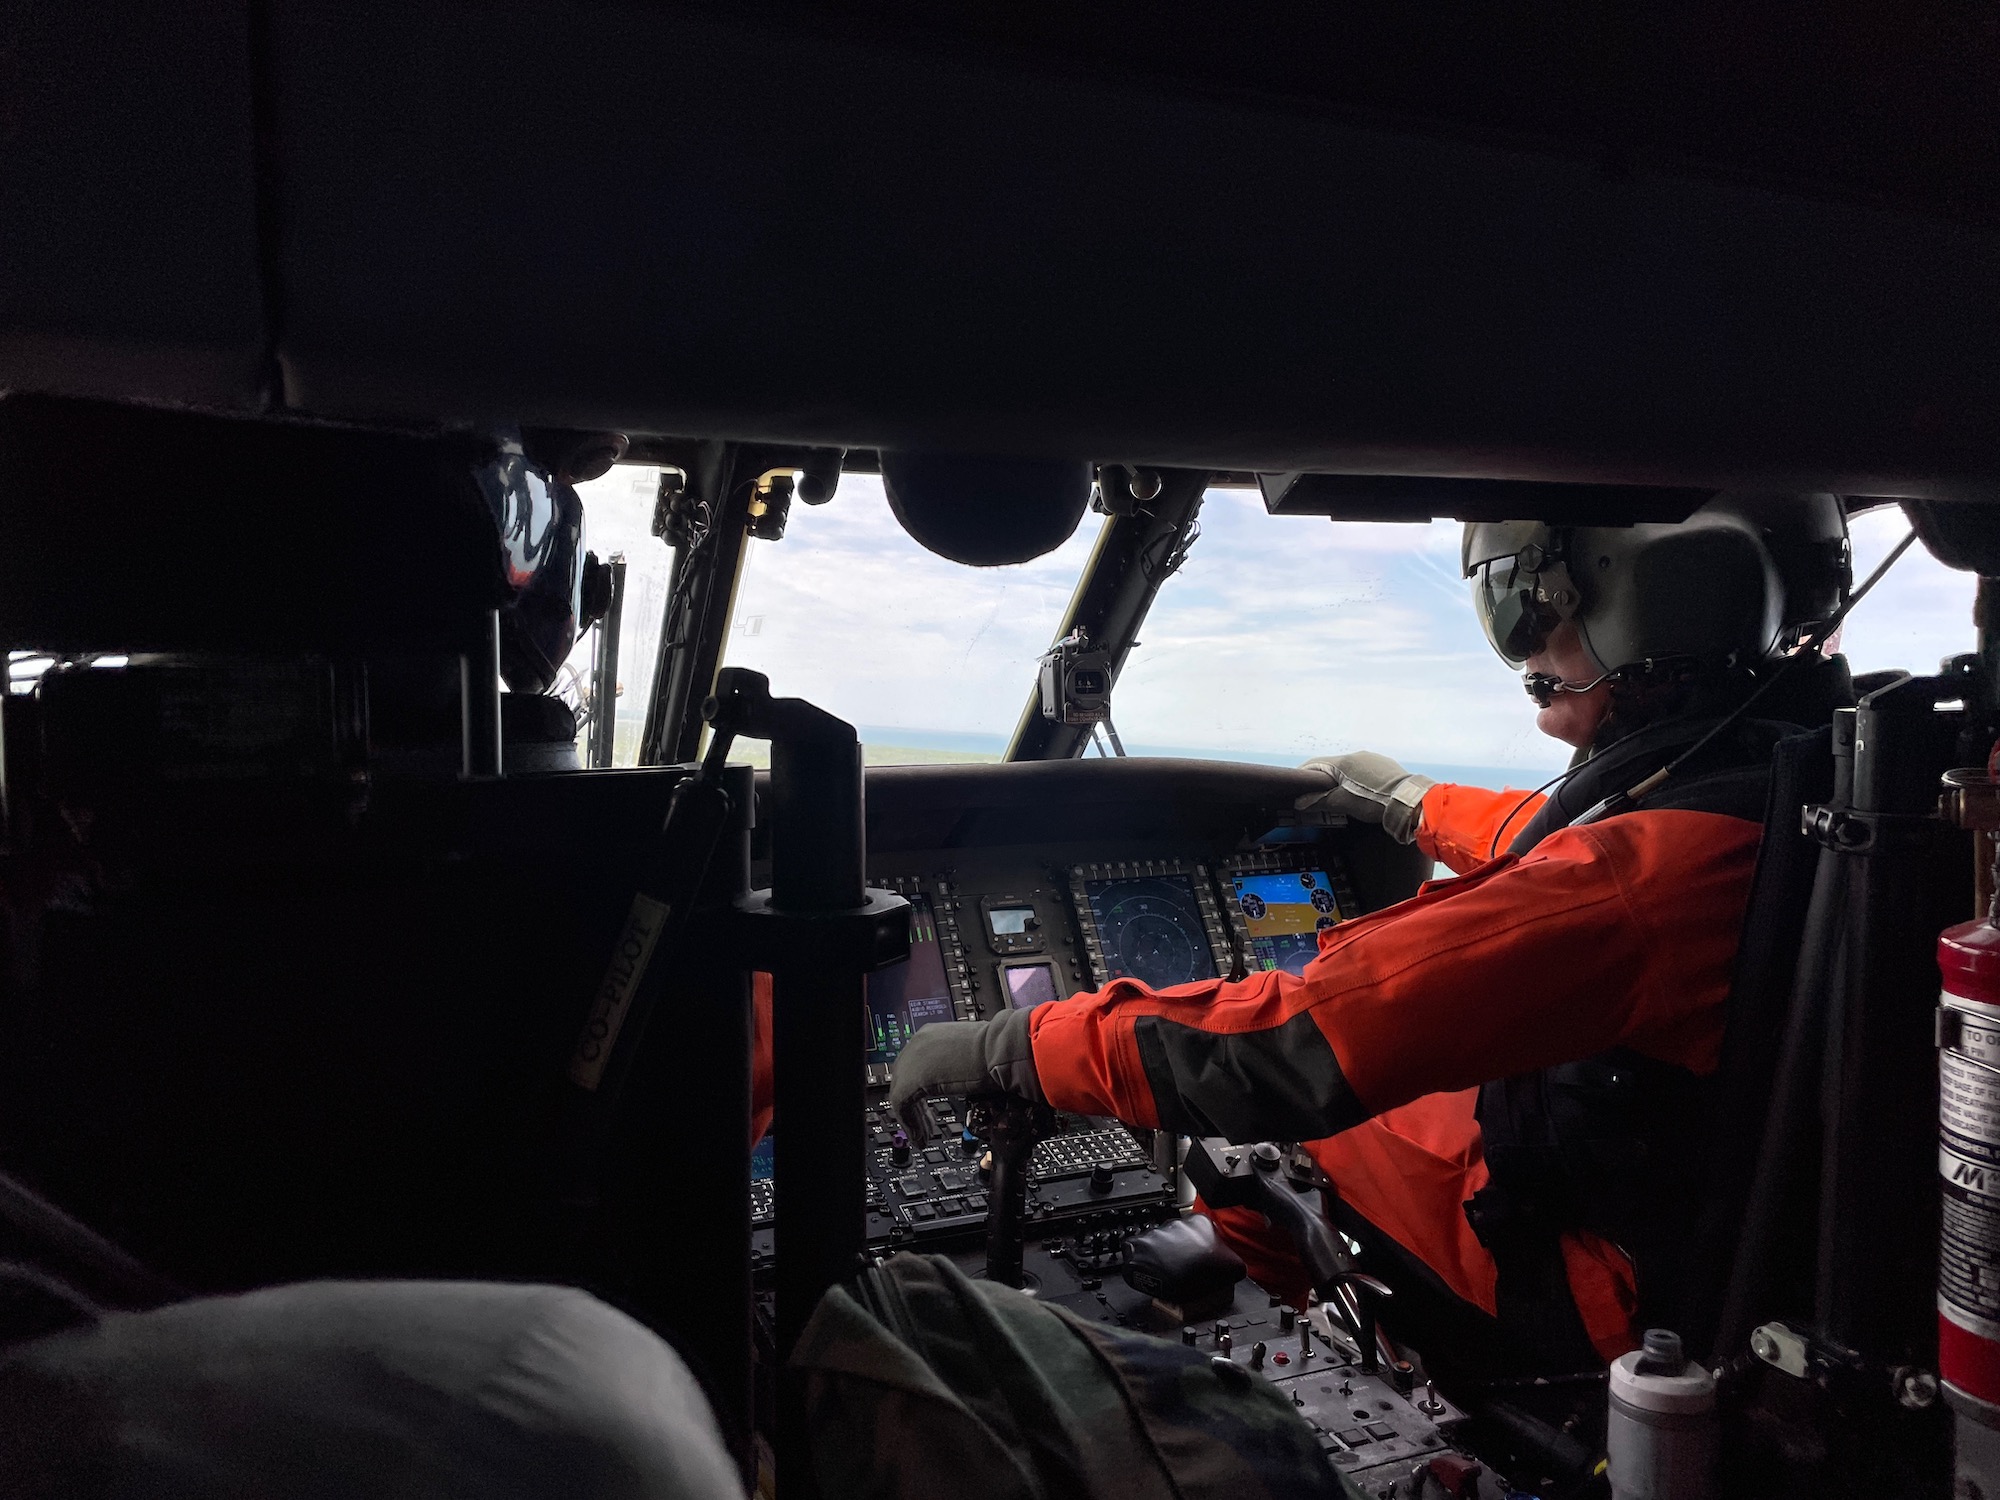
[1486,764,1583,859]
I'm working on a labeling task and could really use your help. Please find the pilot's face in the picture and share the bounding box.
[1525,621,1612,749]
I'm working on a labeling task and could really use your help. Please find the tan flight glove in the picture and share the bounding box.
[1297,752,1434,844]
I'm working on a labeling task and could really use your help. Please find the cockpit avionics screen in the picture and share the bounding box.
[1232,869,1343,976]
[866,896,954,1063]
[1082,874,1220,989]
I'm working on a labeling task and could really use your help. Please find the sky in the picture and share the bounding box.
[572,470,1978,781]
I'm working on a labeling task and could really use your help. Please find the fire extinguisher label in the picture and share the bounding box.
[1941,998,2000,1345]
[1951,1002,2000,1068]
[1941,1047,2000,1165]
[1940,1142,2000,1330]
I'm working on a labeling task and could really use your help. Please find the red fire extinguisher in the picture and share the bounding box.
[1938,916,2000,1405]
[1940,758,2000,1482]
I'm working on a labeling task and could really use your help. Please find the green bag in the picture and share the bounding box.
[792,1252,1347,1500]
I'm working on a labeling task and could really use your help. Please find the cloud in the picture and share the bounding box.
[717,476,1099,733]
[1841,506,1976,674]
[1112,490,1554,769]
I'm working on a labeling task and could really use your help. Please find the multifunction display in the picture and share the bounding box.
[866,895,955,1063]
[1000,960,1063,1010]
[1082,874,1220,989]
[1232,868,1343,975]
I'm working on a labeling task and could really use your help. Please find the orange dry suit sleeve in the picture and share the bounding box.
[1026,808,1758,1143]
[751,971,774,1145]
[1415,782,1548,875]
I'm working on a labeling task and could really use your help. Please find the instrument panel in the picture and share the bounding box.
[865,840,1362,1070]
[748,835,1367,1267]
[744,756,1426,1275]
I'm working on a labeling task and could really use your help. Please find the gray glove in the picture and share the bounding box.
[888,1008,1046,1145]
[1297,752,1434,843]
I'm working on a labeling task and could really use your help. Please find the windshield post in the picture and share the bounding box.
[642,449,757,765]
[1005,469,1206,761]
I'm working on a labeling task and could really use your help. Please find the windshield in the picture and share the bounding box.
[1838,504,1977,676]
[570,475,1974,779]
[1107,488,1978,789]
[1106,489,1568,786]
[563,465,681,765]
[719,474,1103,764]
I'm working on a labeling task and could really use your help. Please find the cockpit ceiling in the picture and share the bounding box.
[5,3,2000,503]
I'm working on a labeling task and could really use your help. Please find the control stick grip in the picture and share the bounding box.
[975,1097,1055,1289]
[1253,1175,1347,1291]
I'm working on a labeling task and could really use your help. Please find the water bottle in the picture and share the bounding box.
[1605,1329,1717,1500]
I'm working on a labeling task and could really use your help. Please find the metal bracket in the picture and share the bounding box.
[1750,1321,1812,1379]
[1802,803,1951,854]
[1747,1320,1928,1408]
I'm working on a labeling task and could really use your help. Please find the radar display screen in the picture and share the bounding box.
[1083,874,1220,988]
[1233,869,1343,975]
[867,896,954,1062]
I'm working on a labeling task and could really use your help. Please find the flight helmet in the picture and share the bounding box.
[1461,493,1850,688]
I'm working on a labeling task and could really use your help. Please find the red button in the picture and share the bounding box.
[1271,1351,1290,1366]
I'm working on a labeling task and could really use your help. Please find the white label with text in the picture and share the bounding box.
[568,893,672,1091]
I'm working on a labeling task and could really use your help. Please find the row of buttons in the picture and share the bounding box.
[932,878,981,1018]
[901,1191,988,1223]
[893,1161,979,1194]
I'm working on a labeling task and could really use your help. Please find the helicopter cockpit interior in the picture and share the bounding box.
[5,6,2000,1498]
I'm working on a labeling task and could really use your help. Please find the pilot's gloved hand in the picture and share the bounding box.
[889,1008,1046,1145]
[1297,751,1434,844]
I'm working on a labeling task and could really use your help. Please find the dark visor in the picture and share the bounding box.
[1470,552,1562,668]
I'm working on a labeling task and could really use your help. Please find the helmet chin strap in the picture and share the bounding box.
[1523,670,1611,707]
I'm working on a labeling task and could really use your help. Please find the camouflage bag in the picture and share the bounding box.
[791,1252,1344,1500]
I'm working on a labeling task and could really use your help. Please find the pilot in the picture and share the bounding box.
[889,493,1853,1374]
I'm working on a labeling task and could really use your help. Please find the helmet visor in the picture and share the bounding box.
[1470,551,1563,668]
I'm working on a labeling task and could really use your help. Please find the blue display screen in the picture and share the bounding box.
[1232,869,1343,975]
